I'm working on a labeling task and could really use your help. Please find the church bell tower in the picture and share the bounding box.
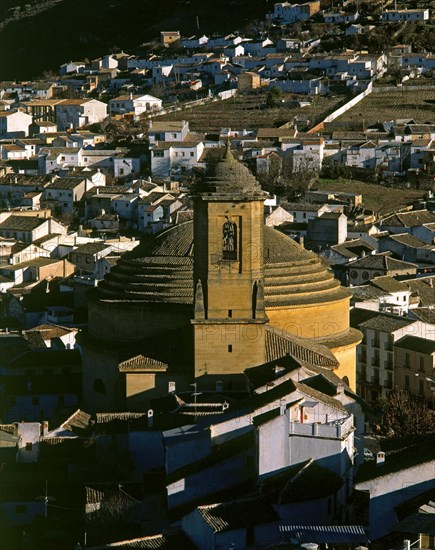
[192,144,269,390]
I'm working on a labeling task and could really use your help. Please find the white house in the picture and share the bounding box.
[324,11,359,23]
[151,141,204,178]
[109,94,162,118]
[344,141,377,169]
[148,120,189,144]
[355,441,435,540]
[0,111,33,138]
[55,99,107,131]
[267,1,320,23]
[381,9,429,22]
[355,313,433,402]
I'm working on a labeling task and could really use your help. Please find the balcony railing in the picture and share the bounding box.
[289,415,354,439]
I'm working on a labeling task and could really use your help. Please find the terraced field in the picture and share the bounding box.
[334,89,435,126]
[156,92,343,133]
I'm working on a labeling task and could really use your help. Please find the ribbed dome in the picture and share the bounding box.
[195,143,266,198]
[97,221,350,307]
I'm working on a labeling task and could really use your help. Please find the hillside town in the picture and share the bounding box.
[0,1,434,549]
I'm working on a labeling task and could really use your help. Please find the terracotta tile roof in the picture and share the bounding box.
[382,210,435,228]
[395,334,435,354]
[25,323,75,340]
[409,307,435,323]
[370,275,408,294]
[60,409,93,433]
[347,253,417,271]
[405,277,435,307]
[0,215,47,231]
[351,285,389,301]
[87,533,195,549]
[330,238,375,259]
[261,459,343,504]
[265,326,338,368]
[388,232,434,249]
[73,242,111,255]
[245,353,302,389]
[46,177,85,190]
[294,380,347,413]
[197,496,278,533]
[96,412,146,423]
[359,313,415,333]
[118,354,168,372]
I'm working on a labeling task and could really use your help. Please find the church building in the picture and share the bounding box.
[81,147,362,412]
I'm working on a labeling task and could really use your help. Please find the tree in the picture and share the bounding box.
[266,86,283,108]
[380,390,434,438]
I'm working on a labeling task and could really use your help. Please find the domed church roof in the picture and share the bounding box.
[194,142,267,199]
[97,221,350,307]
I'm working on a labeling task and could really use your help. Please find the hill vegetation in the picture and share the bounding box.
[0,0,270,80]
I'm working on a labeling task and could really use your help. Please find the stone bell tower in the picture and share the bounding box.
[191,144,269,390]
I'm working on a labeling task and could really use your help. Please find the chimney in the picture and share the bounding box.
[147,409,154,428]
[376,451,385,466]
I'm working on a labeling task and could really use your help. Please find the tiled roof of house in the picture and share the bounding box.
[359,313,415,333]
[60,409,93,433]
[356,434,435,483]
[394,335,435,354]
[281,202,325,212]
[261,459,343,504]
[382,210,435,228]
[72,242,111,255]
[245,354,302,389]
[86,533,195,549]
[46,177,85,190]
[295,380,347,413]
[10,241,31,254]
[197,496,279,533]
[118,354,168,372]
[280,525,370,545]
[25,323,75,340]
[370,275,408,294]
[387,232,434,249]
[347,253,417,271]
[265,326,338,368]
[33,233,61,246]
[148,121,187,132]
[330,239,375,259]
[409,307,435,324]
[257,128,297,139]
[0,215,47,231]
[405,277,435,306]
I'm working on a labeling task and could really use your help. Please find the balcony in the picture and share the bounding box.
[289,415,354,439]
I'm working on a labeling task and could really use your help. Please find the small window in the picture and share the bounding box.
[93,379,106,394]
[25,442,33,451]
[228,309,232,318]
[228,345,232,353]
[419,356,425,371]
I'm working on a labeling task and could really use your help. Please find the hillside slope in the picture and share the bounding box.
[0,0,270,80]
